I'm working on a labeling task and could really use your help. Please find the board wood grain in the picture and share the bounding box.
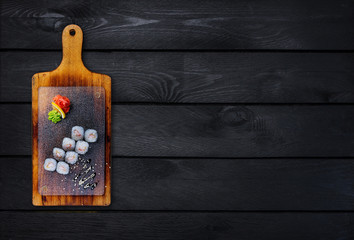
[32,24,111,206]
[1,0,354,239]
[1,211,353,240]
[2,157,354,211]
[1,52,354,103]
[2,104,354,158]
[1,0,353,50]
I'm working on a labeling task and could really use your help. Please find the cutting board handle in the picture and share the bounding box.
[55,24,90,74]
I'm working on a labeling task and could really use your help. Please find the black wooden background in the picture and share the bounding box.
[1,0,354,239]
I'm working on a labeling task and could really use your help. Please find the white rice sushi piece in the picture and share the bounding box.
[53,147,65,161]
[72,126,84,141]
[84,129,98,143]
[75,140,89,155]
[43,158,57,171]
[56,161,70,175]
[65,151,78,164]
[62,137,75,151]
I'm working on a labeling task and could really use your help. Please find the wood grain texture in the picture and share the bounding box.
[1,0,354,50]
[3,104,353,157]
[1,0,354,238]
[1,157,354,210]
[1,51,354,103]
[32,25,111,206]
[1,211,353,240]
[114,105,354,157]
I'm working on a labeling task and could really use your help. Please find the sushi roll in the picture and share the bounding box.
[85,129,98,143]
[65,151,78,164]
[62,137,75,151]
[71,126,84,141]
[43,158,57,172]
[75,140,89,155]
[53,147,65,161]
[56,161,70,175]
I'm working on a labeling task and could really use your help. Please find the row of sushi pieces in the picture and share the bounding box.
[43,126,98,175]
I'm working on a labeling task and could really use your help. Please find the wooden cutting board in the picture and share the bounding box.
[32,25,111,206]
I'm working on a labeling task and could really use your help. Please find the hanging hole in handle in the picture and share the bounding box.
[69,29,76,36]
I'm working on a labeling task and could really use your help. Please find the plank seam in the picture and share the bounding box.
[1,210,354,213]
[2,155,354,160]
[2,102,354,106]
[1,49,354,53]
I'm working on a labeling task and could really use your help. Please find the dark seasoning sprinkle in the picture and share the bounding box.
[71,157,99,190]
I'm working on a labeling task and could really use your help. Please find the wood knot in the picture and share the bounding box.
[219,106,253,127]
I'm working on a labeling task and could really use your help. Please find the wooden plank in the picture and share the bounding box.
[1,51,354,103]
[1,0,353,50]
[1,157,354,210]
[1,211,353,240]
[1,104,354,157]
